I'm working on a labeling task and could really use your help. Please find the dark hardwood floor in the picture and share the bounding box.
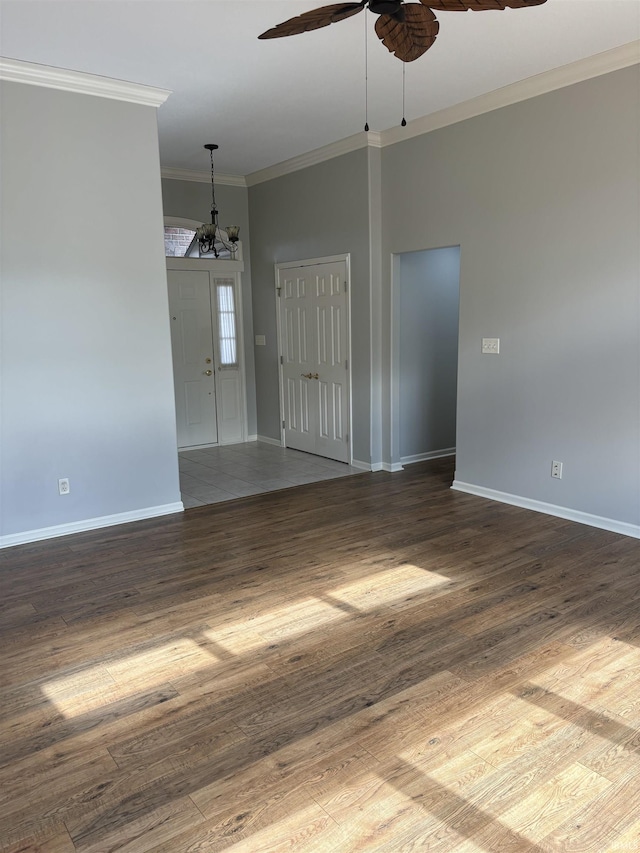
[1,458,640,852]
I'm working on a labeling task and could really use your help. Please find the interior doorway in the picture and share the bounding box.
[276,255,352,464]
[396,246,461,466]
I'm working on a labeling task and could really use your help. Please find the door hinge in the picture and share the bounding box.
[344,280,347,292]
[282,419,285,429]
[280,355,283,365]
[277,287,282,297]
[345,359,348,370]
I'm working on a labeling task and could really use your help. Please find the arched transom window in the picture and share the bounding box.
[163,218,236,260]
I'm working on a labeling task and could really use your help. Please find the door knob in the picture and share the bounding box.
[204,369,213,376]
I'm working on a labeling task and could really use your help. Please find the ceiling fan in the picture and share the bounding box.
[259,0,548,63]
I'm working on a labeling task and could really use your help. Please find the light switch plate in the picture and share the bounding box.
[482,338,500,354]
[255,335,266,346]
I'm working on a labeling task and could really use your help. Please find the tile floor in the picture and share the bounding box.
[179,441,364,507]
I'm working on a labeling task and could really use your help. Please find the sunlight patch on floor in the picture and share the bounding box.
[490,761,611,844]
[390,752,606,850]
[242,596,346,641]
[41,565,452,717]
[41,638,219,717]
[39,664,118,717]
[194,797,339,853]
[205,564,452,654]
[527,636,640,714]
[329,564,452,610]
[201,596,345,654]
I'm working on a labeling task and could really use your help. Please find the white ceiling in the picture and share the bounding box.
[1,1,638,176]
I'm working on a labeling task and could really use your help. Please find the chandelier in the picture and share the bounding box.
[195,144,240,258]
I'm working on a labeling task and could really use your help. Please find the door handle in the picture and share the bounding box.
[300,372,319,380]
[204,369,213,376]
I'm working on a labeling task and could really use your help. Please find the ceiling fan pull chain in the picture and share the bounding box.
[401,60,407,127]
[364,9,369,132]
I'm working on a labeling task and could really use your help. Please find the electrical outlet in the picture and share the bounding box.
[482,338,500,354]
[58,478,70,495]
[551,461,563,479]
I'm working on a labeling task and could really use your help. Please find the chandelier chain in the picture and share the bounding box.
[210,147,217,217]
[364,10,369,133]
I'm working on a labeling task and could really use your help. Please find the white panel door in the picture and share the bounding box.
[281,271,316,454]
[279,260,349,463]
[314,265,348,462]
[167,270,218,448]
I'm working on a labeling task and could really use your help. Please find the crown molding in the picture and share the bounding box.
[244,41,638,187]
[383,40,640,148]
[161,167,246,188]
[246,130,383,187]
[0,57,170,107]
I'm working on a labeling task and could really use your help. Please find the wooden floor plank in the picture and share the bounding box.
[71,796,205,853]
[1,458,639,852]
[146,793,340,853]
[0,826,76,853]
[470,762,611,847]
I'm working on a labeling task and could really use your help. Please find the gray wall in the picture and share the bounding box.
[3,62,637,541]
[399,247,460,459]
[1,82,181,539]
[248,149,372,463]
[161,178,256,436]
[381,66,640,525]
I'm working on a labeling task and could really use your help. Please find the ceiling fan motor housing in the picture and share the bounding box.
[369,0,405,17]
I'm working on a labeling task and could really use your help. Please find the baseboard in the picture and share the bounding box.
[257,434,282,447]
[402,447,456,465]
[0,502,184,550]
[381,462,404,473]
[180,439,256,449]
[351,459,373,472]
[451,481,640,540]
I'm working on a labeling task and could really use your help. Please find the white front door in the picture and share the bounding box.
[168,270,218,448]
[278,259,350,463]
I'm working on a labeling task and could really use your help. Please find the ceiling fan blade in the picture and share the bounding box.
[259,2,366,39]
[375,5,439,62]
[420,0,547,10]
